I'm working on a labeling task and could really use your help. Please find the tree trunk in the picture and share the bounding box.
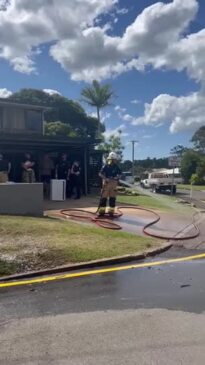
[97,106,100,138]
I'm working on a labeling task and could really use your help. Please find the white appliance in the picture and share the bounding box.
[50,179,66,201]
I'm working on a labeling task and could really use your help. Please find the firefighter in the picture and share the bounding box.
[98,152,121,217]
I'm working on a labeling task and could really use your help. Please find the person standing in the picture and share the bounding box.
[55,153,71,198]
[70,161,81,199]
[40,154,54,198]
[0,153,11,183]
[22,153,36,183]
[98,152,121,217]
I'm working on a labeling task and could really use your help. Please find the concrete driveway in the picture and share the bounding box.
[45,201,197,240]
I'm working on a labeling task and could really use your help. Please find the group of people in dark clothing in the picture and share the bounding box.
[1,149,122,214]
[55,153,81,200]
[0,152,82,200]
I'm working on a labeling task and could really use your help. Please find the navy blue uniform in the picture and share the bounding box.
[100,163,121,179]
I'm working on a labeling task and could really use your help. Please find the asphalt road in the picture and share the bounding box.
[1,253,205,365]
[177,188,205,209]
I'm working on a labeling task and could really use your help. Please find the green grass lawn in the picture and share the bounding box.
[117,193,178,211]
[178,184,205,191]
[0,215,161,276]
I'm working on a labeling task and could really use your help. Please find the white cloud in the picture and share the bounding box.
[89,110,111,123]
[1,0,204,85]
[116,89,205,133]
[120,114,135,123]
[43,89,61,96]
[0,88,12,98]
[131,99,140,105]
[1,0,205,135]
[165,29,205,83]
[115,103,145,126]
[101,112,111,123]
[116,8,129,15]
[115,105,139,125]
[0,0,10,11]
[115,107,140,125]
[132,91,205,133]
[109,7,129,27]
[0,0,117,75]
[115,105,126,113]
[142,134,155,139]
[120,0,198,57]
[49,0,203,82]
[103,124,129,139]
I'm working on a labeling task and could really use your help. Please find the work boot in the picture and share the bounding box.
[108,208,115,217]
[97,207,106,217]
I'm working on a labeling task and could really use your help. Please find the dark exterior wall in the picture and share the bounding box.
[88,151,103,190]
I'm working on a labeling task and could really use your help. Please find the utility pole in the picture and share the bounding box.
[130,140,138,183]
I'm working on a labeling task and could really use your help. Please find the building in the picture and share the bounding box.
[0,99,102,193]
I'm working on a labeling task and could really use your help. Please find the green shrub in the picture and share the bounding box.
[190,173,205,185]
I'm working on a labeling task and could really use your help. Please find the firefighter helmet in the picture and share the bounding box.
[108,152,118,160]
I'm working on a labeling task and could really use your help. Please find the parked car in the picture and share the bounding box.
[141,172,177,194]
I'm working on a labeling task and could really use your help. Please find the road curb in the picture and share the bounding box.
[0,243,172,283]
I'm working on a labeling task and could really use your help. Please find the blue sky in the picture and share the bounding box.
[0,0,205,160]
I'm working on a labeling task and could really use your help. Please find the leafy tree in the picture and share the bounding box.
[81,80,114,136]
[44,121,75,137]
[190,173,204,185]
[191,126,205,154]
[170,144,188,157]
[9,89,51,106]
[121,160,132,171]
[196,156,205,180]
[98,130,124,161]
[9,88,99,138]
[181,150,202,183]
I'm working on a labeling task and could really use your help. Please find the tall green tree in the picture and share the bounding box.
[170,144,188,157]
[191,126,205,154]
[44,121,75,137]
[9,88,99,138]
[81,80,114,137]
[98,130,124,161]
[196,157,205,181]
[181,150,202,183]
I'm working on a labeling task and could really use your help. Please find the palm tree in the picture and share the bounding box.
[81,80,114,137]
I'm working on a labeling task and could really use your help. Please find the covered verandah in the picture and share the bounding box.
[0,133,102,195]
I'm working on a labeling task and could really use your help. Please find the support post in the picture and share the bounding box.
[84,147,88,195]
[130,140,138,184]
[171,167,175,195]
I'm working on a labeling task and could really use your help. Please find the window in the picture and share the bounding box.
[26,110,42,132]
[151,173,167,179]
[5,107,25,130]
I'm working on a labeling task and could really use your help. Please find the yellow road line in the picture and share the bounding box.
[1,253,205,289]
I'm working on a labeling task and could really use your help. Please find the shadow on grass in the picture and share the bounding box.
[0,260,21,276]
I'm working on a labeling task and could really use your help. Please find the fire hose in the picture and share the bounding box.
[60,205,200,241]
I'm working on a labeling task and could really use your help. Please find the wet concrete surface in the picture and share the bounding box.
[46,205,196,239]
[45,194,205,245]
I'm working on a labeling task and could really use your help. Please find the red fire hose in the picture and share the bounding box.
[60,206,200,241]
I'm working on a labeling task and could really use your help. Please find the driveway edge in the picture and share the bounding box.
[0,242,172,282]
